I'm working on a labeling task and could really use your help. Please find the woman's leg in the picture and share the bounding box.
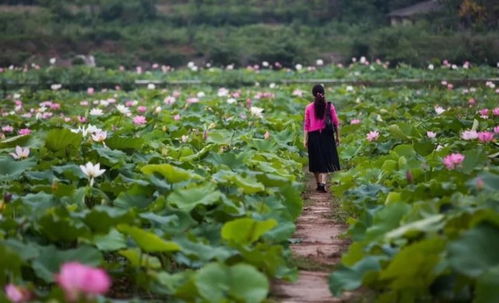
[314,173,320,184]
[322,173,328,185]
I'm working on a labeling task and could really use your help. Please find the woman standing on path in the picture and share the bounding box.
[303,84,341,192]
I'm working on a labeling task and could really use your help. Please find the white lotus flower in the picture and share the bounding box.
[91,130,107,143]
[295,64,303,71]
[197,91,205,98]
[80,162,106,186]
[70,124,102,137]
[116,104,131,116]
[147,83,156,90]
[10,145,30,160]
[49,58,56,65]
[434,106,446,115]
[427,131,437,138]
[90,108,104,116]
[316,59,324,66]
[250,106,264,118]
[227,98,237,104]
[51,84,62,91]
[262,61,269,67]
[99,100,110,107]
[428,64,434,70]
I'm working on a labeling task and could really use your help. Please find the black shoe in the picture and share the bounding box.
[317,183,327,193]
[316,183,321,190]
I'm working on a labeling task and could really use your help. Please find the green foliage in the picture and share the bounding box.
[0,77,308,301]
[328,76,499,302]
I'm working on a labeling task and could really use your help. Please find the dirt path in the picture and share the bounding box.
[272,177,353,303]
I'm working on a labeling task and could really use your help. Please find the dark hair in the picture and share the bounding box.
[312,84,326,119]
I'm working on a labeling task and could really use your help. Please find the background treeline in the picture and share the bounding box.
[0,0,498,68]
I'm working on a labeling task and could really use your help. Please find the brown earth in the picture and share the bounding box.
[271,177,355,303]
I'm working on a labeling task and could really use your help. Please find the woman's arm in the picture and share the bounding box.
[303,106,310,148]
[335,127,340,146]
[331,104,340,146]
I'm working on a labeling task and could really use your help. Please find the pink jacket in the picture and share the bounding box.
[304,102,340,132]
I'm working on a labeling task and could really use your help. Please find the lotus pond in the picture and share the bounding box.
[0,64,498,303]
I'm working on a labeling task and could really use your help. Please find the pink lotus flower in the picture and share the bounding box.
[186,97,199,104]
[2,125,13,132]
[173,90,181,98]
[77,116,87,123]
[164,96,176,105]
[292,89,304,97]
[80,101,89,106]
[477,131,494,142]
[366,131,380,142]
[479,108,489,119]
[494,126,499,134]
[56,262,111,302]
[173,114,181,121]
[50,103,61,110]
[125,100,137,107]
[264,131,270,140]
[427,131,437,138]
[18,128,31,136]
[468,98,476,106]
[132,115,147,125]
[87,87,95,95]
[137,106,147,113]
[443,153,465,170]
[350,119,361,125]
[461,130,478,140]
[493,108,499,116]
[4,284,31,303]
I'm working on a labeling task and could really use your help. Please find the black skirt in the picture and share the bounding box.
[307,129,340,173]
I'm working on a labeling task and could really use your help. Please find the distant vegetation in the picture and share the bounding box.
[0,0,498,68]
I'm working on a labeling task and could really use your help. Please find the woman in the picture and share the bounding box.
[303,84,340,192]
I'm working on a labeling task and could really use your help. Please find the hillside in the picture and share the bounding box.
[0,0,498,68]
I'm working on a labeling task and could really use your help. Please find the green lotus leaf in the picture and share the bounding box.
[141,163,202,183]
[221,218,277,245]
[0,157,36,181]
[106,135,144,151]
[329,256,382,296]
[118,224,181,252]
[32,245,103,282]
[448,223,499,278]
[119,248,162,269]
[195,262,269,303]
[44,128,82,153]
[167,182,222,212]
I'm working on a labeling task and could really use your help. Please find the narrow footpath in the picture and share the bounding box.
[272,177,354,303]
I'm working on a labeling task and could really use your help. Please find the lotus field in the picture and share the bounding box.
[0,64,498,302]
